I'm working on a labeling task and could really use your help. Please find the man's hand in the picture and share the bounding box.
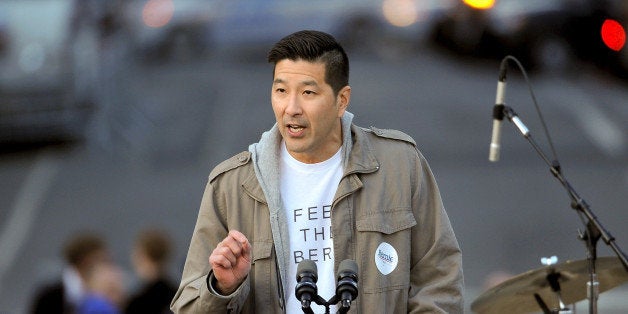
[209,230,252,295]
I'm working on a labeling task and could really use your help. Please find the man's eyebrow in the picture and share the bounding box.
[272,78,319,87]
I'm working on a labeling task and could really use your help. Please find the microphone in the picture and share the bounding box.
[295,259,318,310]
[489,60,507,162]
[335,259,358,311]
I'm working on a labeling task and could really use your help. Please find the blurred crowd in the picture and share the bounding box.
[29,228,177,314]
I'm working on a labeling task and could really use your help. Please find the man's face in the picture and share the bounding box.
[271,59,350,164]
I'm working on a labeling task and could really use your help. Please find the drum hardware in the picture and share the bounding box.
[470,256,628,313]
[482,55,628,313]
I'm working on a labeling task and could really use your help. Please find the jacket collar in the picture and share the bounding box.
[344,124,380,175]
[247,112,380,202]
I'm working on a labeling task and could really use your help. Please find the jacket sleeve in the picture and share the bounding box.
[408,152,464,313]
[170,178,250,313]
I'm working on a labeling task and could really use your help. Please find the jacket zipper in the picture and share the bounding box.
[274,246,286,313]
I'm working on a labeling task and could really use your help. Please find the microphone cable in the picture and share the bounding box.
[499,55,561,171]
[502,55,605,276]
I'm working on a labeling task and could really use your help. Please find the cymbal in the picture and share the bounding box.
[471,256,628,314]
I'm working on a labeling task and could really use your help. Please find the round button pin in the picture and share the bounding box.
[375,242,398,275]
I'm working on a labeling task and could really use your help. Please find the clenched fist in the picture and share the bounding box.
[209,230,252,295]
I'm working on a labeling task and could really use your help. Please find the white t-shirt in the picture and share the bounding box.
[280,141,343,313]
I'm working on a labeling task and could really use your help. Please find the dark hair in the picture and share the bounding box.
[136,228,172,266]
[267,30,349,95]
[63,232,106,266]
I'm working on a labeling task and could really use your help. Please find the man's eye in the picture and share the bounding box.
[303,90,315,95]
[276,88,286,93]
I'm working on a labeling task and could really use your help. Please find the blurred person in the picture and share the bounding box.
[125,228,177,314]
[79,261,126,314]
[69,0,125,41]
[73,0,133,153]
[171,30,464,313]
[30,232,109,314]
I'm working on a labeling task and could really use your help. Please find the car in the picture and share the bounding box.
[0,0,100,144]
[123,0,455,62]
[121,0,213,62]
[431,0,626,73]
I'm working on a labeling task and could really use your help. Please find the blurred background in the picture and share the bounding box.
[1,0,627,312]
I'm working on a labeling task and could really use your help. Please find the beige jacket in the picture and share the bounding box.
[171,113,464,313]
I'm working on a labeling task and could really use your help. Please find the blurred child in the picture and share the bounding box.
[124,228,177,314]
[79,261,126,314]
[31,231,110,314]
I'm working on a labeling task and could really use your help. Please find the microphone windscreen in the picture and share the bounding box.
[297,259,318,280]
[337,259,358,277]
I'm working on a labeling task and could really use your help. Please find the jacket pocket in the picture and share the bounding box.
[252,241,273,263]
[250,241,273,299]
[246,241,284,313]
[355,207,416,295]
[356,207,416,234]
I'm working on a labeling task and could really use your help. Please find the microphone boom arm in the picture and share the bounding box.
[501,105,628,272]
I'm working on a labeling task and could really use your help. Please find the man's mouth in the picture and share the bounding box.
[288,124,304,133]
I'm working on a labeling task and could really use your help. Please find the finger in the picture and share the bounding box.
[228,230,251,263]
[228,230,250,247]
[240,239,252,263]
[223,230,251,258]
[209,254,232,269]
[210,246,237,268]
[220,236,246,258]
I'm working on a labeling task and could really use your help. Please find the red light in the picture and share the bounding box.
[601,19,626,52]
[143,0,174,28]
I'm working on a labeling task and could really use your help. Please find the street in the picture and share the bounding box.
[1,40,627,313]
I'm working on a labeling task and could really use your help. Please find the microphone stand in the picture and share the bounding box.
[302,295,351,314]
[581,220,601,314]
[500,105,628,313]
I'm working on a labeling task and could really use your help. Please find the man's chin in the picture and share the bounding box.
[284,143,306,155]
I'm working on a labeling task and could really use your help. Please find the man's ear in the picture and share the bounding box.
[337,85,351,116]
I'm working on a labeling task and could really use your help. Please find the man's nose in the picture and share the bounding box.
[285,94,302,116]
